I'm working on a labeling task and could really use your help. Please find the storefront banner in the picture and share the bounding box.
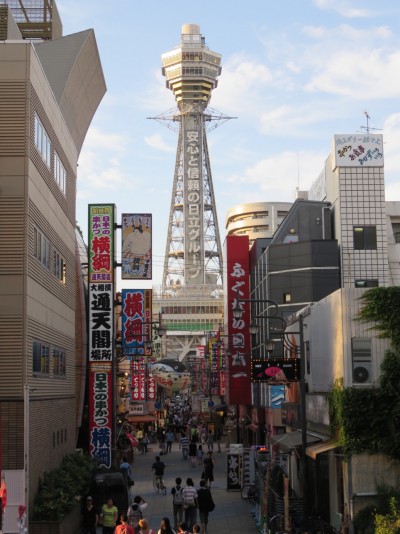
[121,213,152,279]
[223,235,251,405]
[122,289,152,355]
[88,204,115,283]
[89,283,113,362]
[89,363,113,468]
[226,453,242,490]
[131,358,146,401]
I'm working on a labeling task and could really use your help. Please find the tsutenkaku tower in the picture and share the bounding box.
[161,24,223,289]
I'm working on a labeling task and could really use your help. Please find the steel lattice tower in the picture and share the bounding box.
[161,24,223,289]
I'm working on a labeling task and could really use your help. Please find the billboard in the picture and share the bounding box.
[121,213,152,280]
[88,204,114,283]
[88,204,115,468]
[251,358,300,383]
[223,235,251,405]
[333,134,383,169]
[89,283,113,362]
[121,289,152,355]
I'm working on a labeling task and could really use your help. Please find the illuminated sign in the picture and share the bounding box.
[251,358,300,382]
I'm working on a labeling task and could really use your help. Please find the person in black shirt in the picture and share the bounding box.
[81,495,98,534]
[197,479,214,533]
[152,455,166,479]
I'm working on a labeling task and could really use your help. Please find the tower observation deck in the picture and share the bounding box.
[161,24,223,289]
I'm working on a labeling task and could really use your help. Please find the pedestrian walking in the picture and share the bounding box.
[214,428,222,453]
[180,433,189,460]
[141,432,150,455]
[166,429,174,454]
[171,477,184,530]
[202,452,214,488]
[189,440,197,467]
[159,431,166,455]
[206,431,214,452]
[182,478,198,531]
[200,426,207,445]
[128,495,147,532]
[100,498,118,534]
[197,480,215,534]
[196,444,204,466]
[138,518,155,534]
[116,513,135,534]
[120,456,133,486]
[157,516,176,534]
[81,495,98,534]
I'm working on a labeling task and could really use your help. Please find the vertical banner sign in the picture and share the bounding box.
[147,359,156,400]
[183,118,204,285]
[131,358,146,401]
[122,289,152,355]
[227,453,242,491]
[209,337,219,395]
[88,205,114,283]
[219,341,226,395]
[88,204,115,469]
[223,235,251,405]
[89,367,113,468]
[121,213,152,279]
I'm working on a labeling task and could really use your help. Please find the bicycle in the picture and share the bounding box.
[241,483,259,504]
[267,513,284,533]
[153,475,167,495]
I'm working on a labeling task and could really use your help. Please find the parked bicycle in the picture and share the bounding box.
[268,513,284,533]
[241,483,259,504]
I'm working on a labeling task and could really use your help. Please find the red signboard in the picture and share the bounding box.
[224,235,251,404]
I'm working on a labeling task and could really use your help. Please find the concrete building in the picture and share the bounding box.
[248,133,398,531]
[226,201,292,247]
[0,3,105,528]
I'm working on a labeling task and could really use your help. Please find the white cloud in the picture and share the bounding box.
[144,133,175,152]
[305,48,400,99]
[211,53,276,115]
[221,150,326,203]
[313,0,376,18]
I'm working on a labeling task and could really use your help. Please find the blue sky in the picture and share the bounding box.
[58,0,400,288]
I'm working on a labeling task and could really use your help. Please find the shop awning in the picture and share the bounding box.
[270,431,321,453]
[127,415,157,423]
[306,439,339,460]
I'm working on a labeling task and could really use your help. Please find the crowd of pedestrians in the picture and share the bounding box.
[83,404,222,534]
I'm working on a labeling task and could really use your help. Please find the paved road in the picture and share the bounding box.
[120,442,260,533]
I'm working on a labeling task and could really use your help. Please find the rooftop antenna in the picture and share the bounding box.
[359,111,382,134]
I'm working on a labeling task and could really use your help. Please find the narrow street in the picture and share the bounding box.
[112,441,260,533]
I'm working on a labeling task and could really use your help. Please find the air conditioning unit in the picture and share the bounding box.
[352,362,371,384]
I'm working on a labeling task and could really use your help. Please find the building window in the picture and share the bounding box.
[33,340,50,375]
[392,223,400,243]
[34,113,51,167]
[33,226,50,270]
[355,280,379,288]
[351,338,372,384]
[277,210,289,217]
[54,151,66,194]
[53,348,66,377]
[353,226,377,250]
[283,292,292,303]
[53,249,66,284]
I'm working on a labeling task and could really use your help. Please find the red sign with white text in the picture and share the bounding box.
[224,235,251,404]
